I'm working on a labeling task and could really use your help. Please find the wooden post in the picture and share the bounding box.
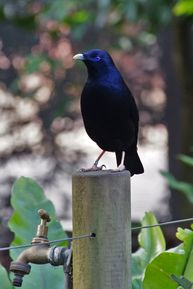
[72,170,131,289]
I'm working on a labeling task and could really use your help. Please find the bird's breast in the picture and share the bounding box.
[80,81,136,151]
[81,83,118,125]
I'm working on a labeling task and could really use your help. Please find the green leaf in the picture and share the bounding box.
[161,171,193,202]
[177,154,193,168]
[173,0,193,16]
[142,227,193,289]
[8,176,67,289]
[177,227,193,282]
[68,10,90,24]
[0,265,13,289]
[132,212,165,289]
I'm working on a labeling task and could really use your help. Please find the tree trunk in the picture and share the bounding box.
[159,17,193,219]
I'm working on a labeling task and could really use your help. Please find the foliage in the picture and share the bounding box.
[161,153,193,203]
[132,212,166,289]
[143,227,193,289]
[0,266,13,289]
[0,0,179,32]
[1,0,192,37]
[9,177,67,251]
[132,211,193,289]
[178,154,193,168]
[173,0,193,16]
[7,177,67,289]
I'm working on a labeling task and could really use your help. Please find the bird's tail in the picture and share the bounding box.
[124,150,144,176]
[115,150,144,176]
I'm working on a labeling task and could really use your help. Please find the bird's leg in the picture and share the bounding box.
[113,151,126,172]
[92,150,106,169]
[80,150,106,172]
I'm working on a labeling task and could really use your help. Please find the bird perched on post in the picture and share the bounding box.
[73,49,144,176]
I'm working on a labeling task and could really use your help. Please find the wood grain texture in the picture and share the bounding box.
[72,170,131,289]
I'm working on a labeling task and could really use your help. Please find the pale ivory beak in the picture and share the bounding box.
[73,53,85,60]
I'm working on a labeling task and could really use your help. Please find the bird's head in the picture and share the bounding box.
[73,49,115,79]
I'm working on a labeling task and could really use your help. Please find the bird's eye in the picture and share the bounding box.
[95,56,101,62]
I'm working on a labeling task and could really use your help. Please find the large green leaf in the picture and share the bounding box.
[132,212,166,289]
[8,176,67,289]
[142,227,193,289]
[0,265,14,289]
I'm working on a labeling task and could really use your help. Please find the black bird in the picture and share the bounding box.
[73,49,144,176]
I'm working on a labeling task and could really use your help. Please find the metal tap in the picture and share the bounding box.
[10,209,70,287]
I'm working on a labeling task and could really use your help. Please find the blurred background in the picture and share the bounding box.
[0,0,193,266]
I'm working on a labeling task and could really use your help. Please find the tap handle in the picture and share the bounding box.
[32,209,51,242]
[38,209,51,223]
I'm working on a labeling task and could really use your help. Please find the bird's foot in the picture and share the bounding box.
[111,164,126,172]
[80,163,106,172]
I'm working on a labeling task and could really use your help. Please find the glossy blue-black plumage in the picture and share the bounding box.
[78,49,144,176]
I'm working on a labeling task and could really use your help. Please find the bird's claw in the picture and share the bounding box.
[111,164,126,172]
[80,163,106,172]
[99,164,106,170]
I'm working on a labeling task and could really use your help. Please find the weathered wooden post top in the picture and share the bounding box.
[72,170,131,289]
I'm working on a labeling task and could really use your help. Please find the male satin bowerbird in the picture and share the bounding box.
[73,49,144,176]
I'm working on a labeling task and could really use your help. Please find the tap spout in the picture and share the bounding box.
[10,244,69,287]
[10,243,50,287]
[15,244,50,265]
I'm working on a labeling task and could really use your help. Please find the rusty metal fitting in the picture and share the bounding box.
[32,209,51,244]
[10,261,31,287]
[9,210,71,287]
[48,246,70,266]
